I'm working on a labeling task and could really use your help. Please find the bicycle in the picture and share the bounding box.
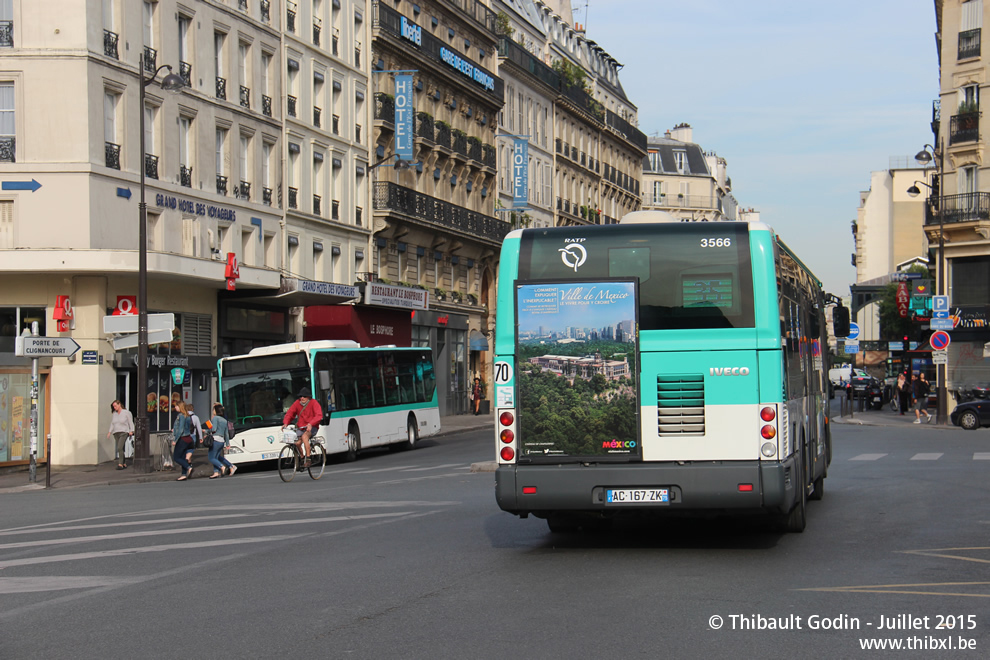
[277,425,326,482]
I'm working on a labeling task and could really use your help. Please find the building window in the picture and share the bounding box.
[0,82,13,163]
[216,128,228,195]
[104,89,120,169]
[179,116,192,187]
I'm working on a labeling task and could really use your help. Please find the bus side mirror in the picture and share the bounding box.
[832,305,850,337]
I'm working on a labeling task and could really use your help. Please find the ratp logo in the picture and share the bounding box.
[267,435,275,444]
[558,243,587,272]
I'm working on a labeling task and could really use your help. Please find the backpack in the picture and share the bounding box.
[227,419,237,439]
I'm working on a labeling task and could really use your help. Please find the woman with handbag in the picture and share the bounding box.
[106,399,134,470]
[172,402,195,481]
[207,403,236,479]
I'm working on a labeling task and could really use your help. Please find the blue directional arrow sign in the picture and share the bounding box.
[116,187,132,200]
[2,179,41,192]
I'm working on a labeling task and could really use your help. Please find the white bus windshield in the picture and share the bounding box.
[220,352,311,429]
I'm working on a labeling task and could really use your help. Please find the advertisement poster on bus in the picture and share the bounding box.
[515,279,640,459]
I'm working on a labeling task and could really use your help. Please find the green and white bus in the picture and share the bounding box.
[218,340,440,465]
[493,212,834,532]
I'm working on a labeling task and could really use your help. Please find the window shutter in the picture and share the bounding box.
[182,313,213,356]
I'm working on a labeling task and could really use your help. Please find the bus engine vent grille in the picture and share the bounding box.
[656,374,705,436]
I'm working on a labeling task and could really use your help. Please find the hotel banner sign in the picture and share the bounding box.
[394,74,414,162]
[512,138,528,208]
[364,283,429,310]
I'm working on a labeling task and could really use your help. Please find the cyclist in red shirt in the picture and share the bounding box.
[282,388,323,466]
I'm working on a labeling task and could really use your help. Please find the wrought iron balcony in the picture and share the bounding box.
[261,0,270,22]
[287,95,297,117]
[355,45,361,68]
[103,29,119,59]
[216,174,228,196]
[960,28,981,60]
[468,138,482,162]
[238,0,248,10]
[373,182,511,245]
[314,106,322,128]
[926,192,990,225]
[453,131,468,157]
[332,199,340,220]
[263,187,273,205]
[0,136,14,162]
[374,92,395,123]
[179,61,192,87]
[180,165,192,188]
[313,194,321,215]
[356,206,362,226]
[356,124,361,143]
[238,181,251,199]
[435,122,451,148]
[287,2,296,33]
[313,18,322,47]
[416,112,434,141]
[0,21,12,48]
[143,46,157,72]
[949,111,980,145]
[332,34,338,57]
[240,85,250,108]
[482,144,496,169]
[262,94,272,117]
[332,114,339,135]
[288,187,298,209]
[105,142,120,169]
[145,154,159,180]
[216,76,227,100]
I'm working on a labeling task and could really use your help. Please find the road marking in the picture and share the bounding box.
[975,453,990,460]
[348,465,416,474]
[377,473,470,485]
[0,512,413,550]
[798,581,990,598]
[401,463,464,472]
[910,453,943,460]
[0,576,146,594]
[849,453,887,461]
[0,535,303,569]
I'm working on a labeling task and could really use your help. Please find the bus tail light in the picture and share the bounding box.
[738,483,754,492]
[497,408,517,464]
[759,404,779,457]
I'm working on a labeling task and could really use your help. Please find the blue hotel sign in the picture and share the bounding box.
[439,47,495,91]
[400,16,422,46]
[512,138,528,207]
[155,193,237,221]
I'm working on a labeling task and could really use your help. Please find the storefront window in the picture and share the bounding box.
[0,306,47,355]
[0,372,47,463]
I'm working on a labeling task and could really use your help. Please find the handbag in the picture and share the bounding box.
[204,433,214,450]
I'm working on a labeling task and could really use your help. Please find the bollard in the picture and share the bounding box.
[45,433,51,489]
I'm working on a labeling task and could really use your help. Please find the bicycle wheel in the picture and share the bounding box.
[308,443,326,480]
[277,444,298,482]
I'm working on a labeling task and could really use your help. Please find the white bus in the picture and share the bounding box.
[218,340,441,465]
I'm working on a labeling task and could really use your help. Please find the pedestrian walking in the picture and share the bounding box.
[188,404,204,448]
[106,400,134,470]
[172,402,195,480]
[914,372,933,423]
[207,403,236,479]
[896,373,910,415]
[472,377,483,415]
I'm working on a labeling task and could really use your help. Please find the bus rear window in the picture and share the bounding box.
[518,224,755,329]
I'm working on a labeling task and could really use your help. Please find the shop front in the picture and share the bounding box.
[414,309,469,416]
[0,306,51,467]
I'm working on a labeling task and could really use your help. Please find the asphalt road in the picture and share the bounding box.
[2,424,990,659]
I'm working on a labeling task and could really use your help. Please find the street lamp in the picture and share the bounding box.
[134,53,184,473]
[907,144,947,425]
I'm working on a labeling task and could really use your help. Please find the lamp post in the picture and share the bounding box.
[134,53,184,472]
[907,143,947,425]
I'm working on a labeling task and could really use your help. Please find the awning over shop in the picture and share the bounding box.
[224,277,360,308]
[469,329,489,351]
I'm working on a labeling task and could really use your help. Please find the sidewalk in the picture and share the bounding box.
[0,412,493,494]
[830,402,959,430]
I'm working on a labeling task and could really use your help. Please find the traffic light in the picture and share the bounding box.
[903,335,910,350]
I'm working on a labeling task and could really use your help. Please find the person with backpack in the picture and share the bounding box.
[207,403,237,478]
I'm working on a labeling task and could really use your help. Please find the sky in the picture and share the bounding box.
[582,0,937,296]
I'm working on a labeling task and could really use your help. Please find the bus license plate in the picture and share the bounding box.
[262,452,279,459]
[606,488,669,505]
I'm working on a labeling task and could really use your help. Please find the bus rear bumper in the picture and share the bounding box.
[495,458,797,518]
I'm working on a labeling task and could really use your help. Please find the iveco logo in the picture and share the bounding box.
[558,243,587,272]
[710,367,750,376]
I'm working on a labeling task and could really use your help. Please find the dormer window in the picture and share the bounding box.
[674,151,686,173]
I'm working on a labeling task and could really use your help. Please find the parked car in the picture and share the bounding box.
[848,375,885,409]
[950,400,990,430]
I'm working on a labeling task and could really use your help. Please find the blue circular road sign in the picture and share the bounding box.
[930,330,951,351]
